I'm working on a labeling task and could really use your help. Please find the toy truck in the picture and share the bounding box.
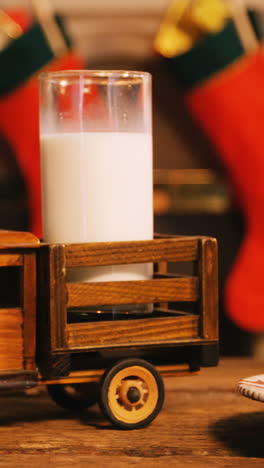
[0,230,218,429]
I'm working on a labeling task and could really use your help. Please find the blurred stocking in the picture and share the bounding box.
[187,49,264,332]
[155,0,264,331]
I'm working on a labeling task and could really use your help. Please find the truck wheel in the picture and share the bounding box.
[99,359,164,429]
[47,382,99,411]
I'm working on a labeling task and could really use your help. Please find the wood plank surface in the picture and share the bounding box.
[0,359,264,466]
[65,237,199,268]
[199,238,219,341]
[23,252,37,370]
[67,277,198,307]
[0,308,23,370]
[67,315,199,349]
[49,245,67,349]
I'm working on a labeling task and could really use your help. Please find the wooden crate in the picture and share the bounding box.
[38,235,218,354]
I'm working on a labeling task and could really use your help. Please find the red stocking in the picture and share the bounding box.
[186,48,264,332]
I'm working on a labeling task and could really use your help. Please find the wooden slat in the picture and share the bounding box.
[64,237,199,268]
[22,252,37,370]
[0,308,23,370]
[67,314,199,349]
[49,245,67,349]
[199,238,219,341]
[67,277,198,307]
[36,245,52,373]
[155,261,168,309]
[0,254,23,266]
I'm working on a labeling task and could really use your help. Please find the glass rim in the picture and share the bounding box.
[39,69,151,83]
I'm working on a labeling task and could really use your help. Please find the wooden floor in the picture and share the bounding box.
[0,358,264,467]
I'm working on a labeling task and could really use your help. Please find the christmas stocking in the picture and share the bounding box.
[186,48,264,332]
[155,2,264,332]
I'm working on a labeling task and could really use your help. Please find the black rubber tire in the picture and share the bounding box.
[99,358,164,430]
[47,382,99,411]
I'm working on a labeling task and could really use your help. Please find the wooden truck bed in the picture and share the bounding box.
[37,235,218,376]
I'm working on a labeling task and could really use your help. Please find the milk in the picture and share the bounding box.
[40,132,153,283]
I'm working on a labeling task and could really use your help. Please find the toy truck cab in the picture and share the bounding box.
[0,230,39,389]
[0,231,218,429]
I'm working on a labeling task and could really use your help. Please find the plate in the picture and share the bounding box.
[237,374,264,403]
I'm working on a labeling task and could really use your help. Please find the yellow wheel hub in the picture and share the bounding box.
[107,365,159,424]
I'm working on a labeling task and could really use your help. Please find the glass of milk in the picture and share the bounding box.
[39,70,153,314]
